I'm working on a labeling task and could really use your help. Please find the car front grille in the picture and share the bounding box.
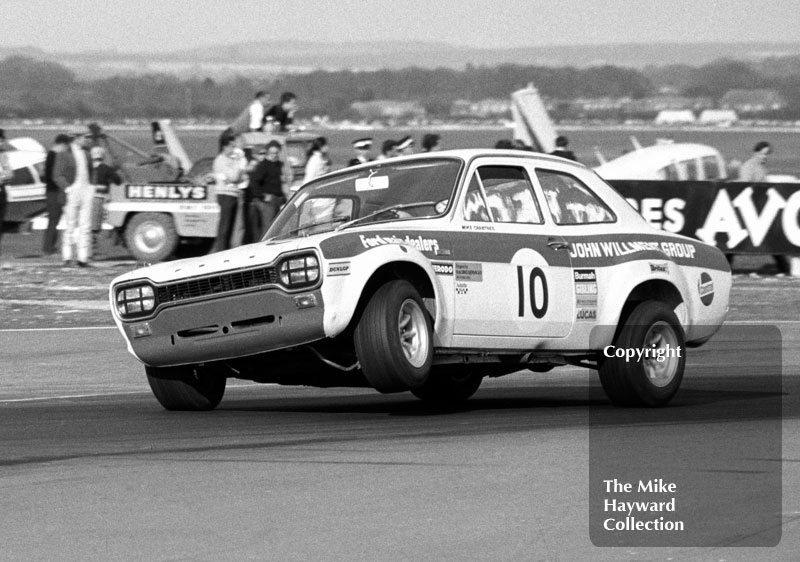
[156,266,278,304]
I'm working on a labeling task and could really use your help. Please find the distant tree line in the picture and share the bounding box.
[4,55,800,120]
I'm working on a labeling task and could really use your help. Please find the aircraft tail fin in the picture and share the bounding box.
[511,83,558,153]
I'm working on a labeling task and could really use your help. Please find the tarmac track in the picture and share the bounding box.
[1,323,800,562]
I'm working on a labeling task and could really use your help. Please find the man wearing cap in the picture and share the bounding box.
[347,138,373,167]
[395,135,414,155]
[53,127,94,266]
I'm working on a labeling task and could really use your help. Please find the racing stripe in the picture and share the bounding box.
[318,231,729,272]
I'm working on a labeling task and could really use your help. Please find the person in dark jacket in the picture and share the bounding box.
[550,135,578,162]
[264,92,298,133]
[42,134,72,255]
[245,141,287,242]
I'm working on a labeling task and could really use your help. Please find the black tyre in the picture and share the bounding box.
[145,365,226,411]
[124,212,179,262]
[411,366,482,404]
[354,280,433,393]
[599,300,685,407]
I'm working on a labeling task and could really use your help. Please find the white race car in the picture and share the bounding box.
[110,150,731,410]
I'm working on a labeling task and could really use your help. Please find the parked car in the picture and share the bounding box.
[109,149,731,410]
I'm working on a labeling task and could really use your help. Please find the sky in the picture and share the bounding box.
[3,0,800,53]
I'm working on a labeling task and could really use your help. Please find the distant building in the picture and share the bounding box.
[450,98,511,118]
[654,110,696,124]
[698,109,738,126]
[720,89,787,113]
[350,100,426,120]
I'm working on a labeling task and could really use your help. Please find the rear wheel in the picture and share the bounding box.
[598,300,685,407]
[411,367,482,404]
[354,280,433,393]
[125,212,179,262]
[145,365,226,411]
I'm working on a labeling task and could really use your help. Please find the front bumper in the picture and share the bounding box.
[119,288,325,367]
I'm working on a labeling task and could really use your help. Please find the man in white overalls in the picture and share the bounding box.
[54,128,94,267]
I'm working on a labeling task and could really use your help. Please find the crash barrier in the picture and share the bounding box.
[610,180,800,257]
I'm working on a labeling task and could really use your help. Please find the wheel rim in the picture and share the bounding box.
[397,298,429,368]
[642,321,680,387]
[133,221,167,253]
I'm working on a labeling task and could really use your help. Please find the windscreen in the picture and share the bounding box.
[265,157,463,240]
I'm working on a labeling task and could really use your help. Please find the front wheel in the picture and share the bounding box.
[598,300,685,407]
[145,365,226,411]
[354,280,433,393]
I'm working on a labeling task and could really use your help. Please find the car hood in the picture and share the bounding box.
[111,238,312,285]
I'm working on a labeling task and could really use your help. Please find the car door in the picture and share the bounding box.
[531,166,618,325]
[450,162,575,339]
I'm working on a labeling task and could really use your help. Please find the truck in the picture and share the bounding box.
[101,122,315,262]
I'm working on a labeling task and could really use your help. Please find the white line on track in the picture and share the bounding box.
[0,383,266,404]
[0,326,117,332]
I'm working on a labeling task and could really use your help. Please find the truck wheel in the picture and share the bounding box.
[354,280,433,393]
[598,300,685,407]
[145,365,226,411]
[125,212,179,262]
[411,366,482,404]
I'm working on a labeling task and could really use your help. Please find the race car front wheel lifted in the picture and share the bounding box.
[145,365,226,411]
[354,280,434,393]
[598,300,686,407]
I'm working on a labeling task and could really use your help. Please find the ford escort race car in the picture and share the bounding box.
[109,149,731,411]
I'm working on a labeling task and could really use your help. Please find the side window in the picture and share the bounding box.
[10,166,35,186]
[683,159,699,181]
[463,166,542,224]
[702,156,721,180]
[535,169,615,225]
[658,164,680,181]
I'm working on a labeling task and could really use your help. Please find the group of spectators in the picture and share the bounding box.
[212,90,448,250]
[0,127,120,266]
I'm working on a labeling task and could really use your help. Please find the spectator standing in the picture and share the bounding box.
[303,137,330,183]
[739,141,771,182]
[89,146,121,256]
[42,134,72,255]
[0,130,13,260]
[212,136,248,253]
[347,138,373,166]
[54,128,94,267]
[421,133,441,152]
[396,136,414,155]
[377,139,398,160]
[246,141,287,242]
[551,135,578,161]
[265,92,298,133]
